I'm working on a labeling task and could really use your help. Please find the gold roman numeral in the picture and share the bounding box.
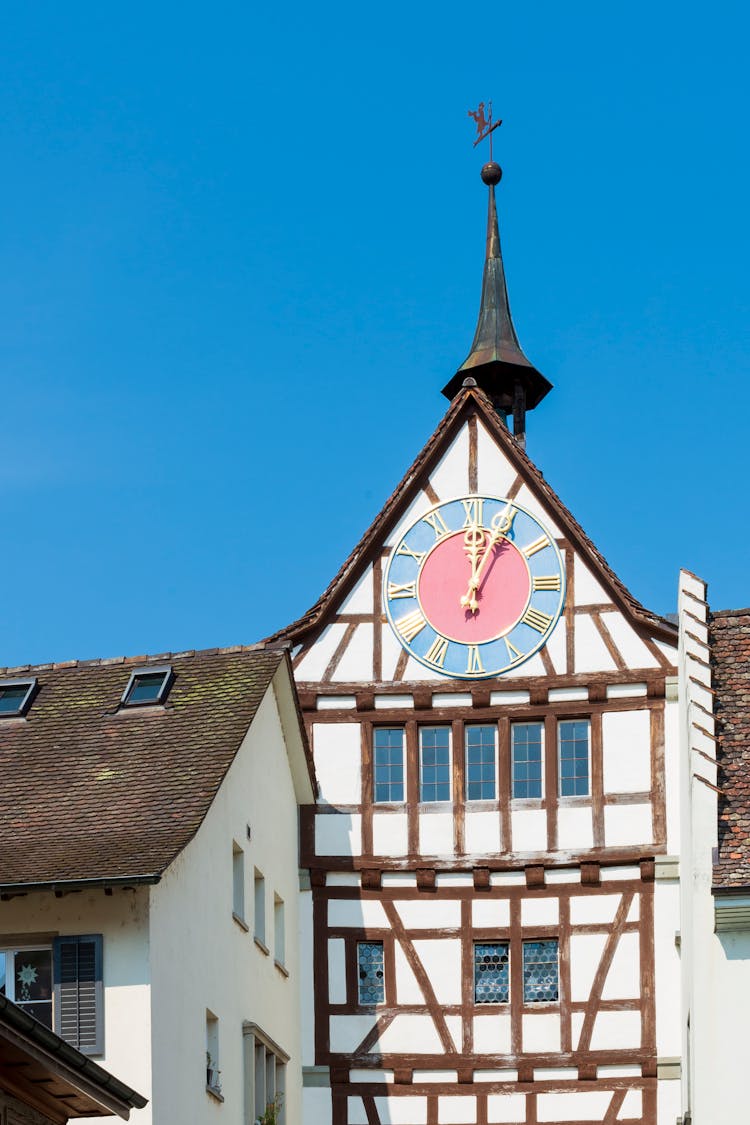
[394,609,427,642]
[424,635,449,668]
[504,637,524,661]
[396,542,426,565]
[522,607,553,633]
[462,497,484,527]
[387,581,416,600]
[522,534,550,558]
[466,645,483,674]
[532,574,561,591]
[423,510,450,540]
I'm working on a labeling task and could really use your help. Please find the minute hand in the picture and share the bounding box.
[459,503,516,614]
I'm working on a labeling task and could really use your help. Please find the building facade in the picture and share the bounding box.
[0,647,315,1124]
[275,162,684,1124]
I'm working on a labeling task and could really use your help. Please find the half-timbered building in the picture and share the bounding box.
[273,160,684,1125]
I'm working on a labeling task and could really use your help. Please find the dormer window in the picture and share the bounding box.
[121,666,173,708]
[0,678,36,717]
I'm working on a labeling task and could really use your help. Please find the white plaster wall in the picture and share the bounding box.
[557,806,594,851]
[316,812,363,856]
[573,557,612,606]
[295,622,349,680]
[312,722,361,805]
[148,683,305,1125]
[511,808,546,853]
[465,810,502,855]
[574,615,618,674]
[603,614,661,668]
[475,420,521,496]
[299,886,316,1065]
[653,881,681,1057]
[485,1093,525,1121]
[522,1012,560,1053]
[603,803,652,847]
[373,812,409,856]
[328,938,347,1004]
[0,888,151,1125]
[428,424,470,499]
[395,900,462,929]
[473,1013,511,1054]
[419,812,454,856]
[602,709,651,793]
[472,898,510,928]
[337,565,374,615]
[412,940,461,1005]
[332,623,374,682]
[537,1089,612,1121]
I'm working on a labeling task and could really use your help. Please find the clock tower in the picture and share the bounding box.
[272,158,682,1125]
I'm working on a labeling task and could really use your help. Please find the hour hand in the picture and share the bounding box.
[460,525,485,611]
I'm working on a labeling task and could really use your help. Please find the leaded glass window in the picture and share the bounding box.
[558,719,590,797]
[466,726,496,800]
[419,727,451,802]
[512,722,543,799]
[357,942,385,1005]
[522,939,559,1003]
[474,942,509,1003]
[373,728,404,803]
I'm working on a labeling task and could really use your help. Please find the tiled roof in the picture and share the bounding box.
[0,645,290,887]
[711,608,750,887]
[268,384,677,648]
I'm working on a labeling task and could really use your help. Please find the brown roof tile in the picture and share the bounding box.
[711,608,750,887]
[0,646,289,887]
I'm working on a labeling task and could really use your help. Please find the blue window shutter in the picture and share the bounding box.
[52,935,103,1056]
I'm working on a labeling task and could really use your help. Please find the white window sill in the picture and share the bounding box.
[232,912,249,932]
[206,1085,224,1103]
[274,958,289,978]
[254,935,270,956]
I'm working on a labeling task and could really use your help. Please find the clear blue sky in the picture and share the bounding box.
[1,2,748,666]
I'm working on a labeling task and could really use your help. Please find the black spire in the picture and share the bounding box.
[442,162,551,444]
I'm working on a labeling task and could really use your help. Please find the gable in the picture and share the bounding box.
[280,387,676,686]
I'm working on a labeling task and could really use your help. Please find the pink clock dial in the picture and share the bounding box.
[418,530,531,644]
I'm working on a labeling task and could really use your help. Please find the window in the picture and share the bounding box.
[206,1010,220,1093]
[274,894,285,967]
[0,678,36,717]
[121,665,172,707]
[373,728,404,802]
[512,722,544,799]
[522,940,559,1003]
[419,727,451,802]
[558,719,590,796]
[474,942,509,1003]
[0,936,103,1054]
[466,725,496,800]
[357,941,385,1005]
[254,869,266,947]
[232,843,245,922]
[0,946,52,1025]
[245,1025,287,1125]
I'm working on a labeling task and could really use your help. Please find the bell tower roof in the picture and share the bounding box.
[442,161,552,423]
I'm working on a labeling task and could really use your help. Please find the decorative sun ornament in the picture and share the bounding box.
[17,964,38,987]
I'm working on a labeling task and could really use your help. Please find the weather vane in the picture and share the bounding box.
[468,101,502,160]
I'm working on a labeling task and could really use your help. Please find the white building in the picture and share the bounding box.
[0,645,315,1124]
[270,160,685,1124]
[677,578,750,1125]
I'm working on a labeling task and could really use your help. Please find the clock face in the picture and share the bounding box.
[383,495,565,679]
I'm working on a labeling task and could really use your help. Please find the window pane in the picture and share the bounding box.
[13,950,53,1027]
[419,728,450,802]
[0,686,29,714]
[466,726,496,800]
[512,723,543,799]
[522,940,559,1003]
[558,720,590,796]
[474,943,509,1003]
[373,729,404,803]
[127,673,166,704]
[357,942,385,1005]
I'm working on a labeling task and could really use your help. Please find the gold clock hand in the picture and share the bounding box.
[460,501,516,614]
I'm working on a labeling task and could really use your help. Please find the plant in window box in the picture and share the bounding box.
[256,1096,282,1125]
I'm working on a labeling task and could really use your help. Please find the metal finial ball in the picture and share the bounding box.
[481,162,502,186]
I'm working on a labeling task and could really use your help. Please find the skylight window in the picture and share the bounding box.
[0,678,37,717]
[121,666,172,708]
